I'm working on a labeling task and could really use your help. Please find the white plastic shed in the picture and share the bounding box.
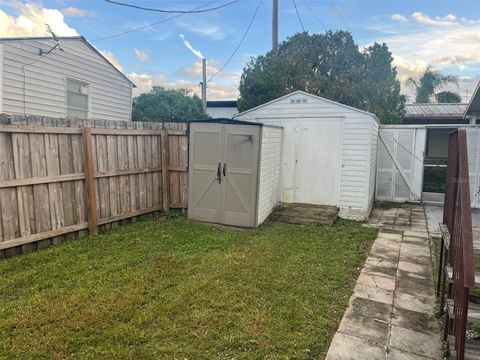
[234,91,379,220]
[188,119,282,227]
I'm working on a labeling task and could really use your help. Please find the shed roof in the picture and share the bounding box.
[234,90,379,122]
[206,100,237,108]
[465,81,480,116]
[405,103,467,118]
[0,36,136,87]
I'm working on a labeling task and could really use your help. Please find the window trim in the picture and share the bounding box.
[65,77,90,120]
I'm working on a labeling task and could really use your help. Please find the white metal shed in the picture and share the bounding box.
[234,91,379,220]
[188,119,282,227]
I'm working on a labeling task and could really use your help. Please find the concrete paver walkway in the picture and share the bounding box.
[325,204,443,360]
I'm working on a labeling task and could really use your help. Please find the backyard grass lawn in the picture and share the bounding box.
[0,218,377,359]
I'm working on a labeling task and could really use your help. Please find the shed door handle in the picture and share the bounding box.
[223,163,227,177]
[216,162,222,184]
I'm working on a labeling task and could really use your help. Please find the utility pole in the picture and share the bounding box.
[272,0,278,50]
[201,58,207,113]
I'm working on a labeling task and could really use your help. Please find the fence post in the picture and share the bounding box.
[161,129,170,212]
[82,126,98,235]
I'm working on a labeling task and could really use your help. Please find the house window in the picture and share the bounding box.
[67,79,89,119]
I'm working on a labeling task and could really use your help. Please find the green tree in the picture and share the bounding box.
[238,31,405,123]
[435,90,462,103]
[132,87,208,122]
[408,66,459,103]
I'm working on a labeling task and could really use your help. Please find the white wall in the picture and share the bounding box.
[206,106,238,119]
[236,91,378,220]
[256,126,282,225]
[1,38,133,121]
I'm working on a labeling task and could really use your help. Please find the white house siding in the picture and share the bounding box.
[206,107,238,119]
[256,126,282,225]
[235,91,378,220]
[1,38,132,121]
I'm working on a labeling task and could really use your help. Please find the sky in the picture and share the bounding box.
[1,0,480,102]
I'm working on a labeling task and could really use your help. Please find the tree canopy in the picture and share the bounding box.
[132,87,208,122]
[238,31,406,124]
[408,66,460,103]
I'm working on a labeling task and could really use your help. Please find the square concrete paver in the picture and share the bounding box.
[326,332,386,360]
[326,204,441,360]
[353,283,394,305]
[357,272,396,291]
[389,325,442,359]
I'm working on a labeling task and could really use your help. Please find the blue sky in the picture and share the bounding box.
[1,0,480,101]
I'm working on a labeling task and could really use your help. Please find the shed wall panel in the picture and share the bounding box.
[257,126,282,225]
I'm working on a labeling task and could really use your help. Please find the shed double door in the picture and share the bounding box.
[188,123,259,227]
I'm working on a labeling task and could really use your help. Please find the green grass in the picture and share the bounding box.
[0,217,377,360]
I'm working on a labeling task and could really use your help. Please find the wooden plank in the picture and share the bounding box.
[57,120,76,228]
[44,119,65,234]
[116,121,130,217]
[169,134,180,206]
[82,127,98,235]
[151,134,160,208]
[12,119,35,237]
[144,124,154,209]
[126,123,138,212]
[106,121,120,225]
[91,128,186,136]
[97,206,162,225]
[0,173,85,188]
[28,118,52,239]
[95,120,110,222]
[0,222,89,250]
[0,124,82,134]
[136,122,147,209]
[70,126,87,235]
[0,129,20,241]
[161,129,170,212]
[178,135,188,207]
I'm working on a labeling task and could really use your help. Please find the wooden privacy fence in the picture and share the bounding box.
[0,115,188,255]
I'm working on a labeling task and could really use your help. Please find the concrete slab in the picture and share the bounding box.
[389,325,442,359]
[353,283,394,305]
[391,306,439,335]
[326,332,386,360]
[346,296,392,323]
[393,292,435,315]
[338,312,390,345]
[357,271,396,291]
[386,347,436,360]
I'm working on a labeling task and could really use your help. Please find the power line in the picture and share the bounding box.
[330,0,356,41]
[208,0,263,81]
[292,0,305,32]
[92,0,219,42]
[104,0,240,14]
[302,0,327,31]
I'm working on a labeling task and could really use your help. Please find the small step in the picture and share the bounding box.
[271,203,338,225]
[447,298,480,324]
[448,335,480,360]
[446,266,480,287]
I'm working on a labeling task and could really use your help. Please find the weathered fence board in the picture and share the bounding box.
[0,115,189,256]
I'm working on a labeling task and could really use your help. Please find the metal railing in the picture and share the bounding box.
[443,129,475,360]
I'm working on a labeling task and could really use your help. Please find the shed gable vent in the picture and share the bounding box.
[290,98,308,104]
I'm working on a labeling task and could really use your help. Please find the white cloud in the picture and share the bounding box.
[375,12,480,100]
[179,59,239,79]
[391,14,407,22]
[0,1,78,37]
[129,72,239,99]
[411,12,457,26]
[99,50,123,71]
[176,19,226,40]
[134,49,150,63]
[179,33,203,59]
[61,6,92,17]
